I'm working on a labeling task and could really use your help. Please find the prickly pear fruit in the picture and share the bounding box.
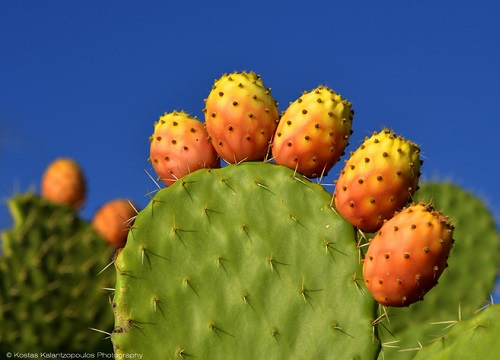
[92,199,138,248]
[379,182,500,359]
[203,71,279,163]
[40,157,86,210]
[272,86,353,178]
[363,203,454,307]
[333,129,421,233]
[149,110,220,185]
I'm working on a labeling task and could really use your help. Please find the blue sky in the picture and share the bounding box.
[1,2,499,230]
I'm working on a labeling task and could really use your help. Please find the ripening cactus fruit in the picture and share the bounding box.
[149,110,220,185]
[363,203,454,307]
[333,129,422,233]
[203,71,279,163]
[272,86,354,178]
[380,182,500,359]
[111,162,380,359]
[40,157,86,210]
[92,199,138,248]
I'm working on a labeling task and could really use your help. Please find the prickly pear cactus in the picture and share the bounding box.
[112,162,381,359]
[378,182,499,359]
[414,304,500,359]
[0,193,116,353]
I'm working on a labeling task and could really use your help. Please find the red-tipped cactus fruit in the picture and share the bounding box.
[149,110,220,186]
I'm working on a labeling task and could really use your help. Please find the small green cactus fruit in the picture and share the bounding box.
[414,304,500,359]
[92,198,138,248]
[0,193,115,353]
[203,71,279,163]
[363,203,454,307]
[149,110,220,186]
[272,86,354,178]
[40,157,87,210]
[112,162,380,359]
[334,129,422,233]
[378,182,499,359]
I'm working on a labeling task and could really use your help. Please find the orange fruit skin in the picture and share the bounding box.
[272,86,353,178]
[334,129,421,233]
[92,199,137,248]
[204,71,279,164]
[41,158,86,210]
[149,111,220,186]
[363,203,454,307]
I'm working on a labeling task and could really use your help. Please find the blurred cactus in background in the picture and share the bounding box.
[0,158,138,354]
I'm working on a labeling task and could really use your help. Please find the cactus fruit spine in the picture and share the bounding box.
[111,162,380,359]
[41,157,86,210]
[149,110,220,185]
[272,86,354,178]
[334,129,422,233]
[204,71,279,163]
[363,203,454,307]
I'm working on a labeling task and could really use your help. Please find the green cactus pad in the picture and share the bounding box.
[413,304,500,359]
[0,193,115,353]
[378,182,499,359]
[112,162,380,359]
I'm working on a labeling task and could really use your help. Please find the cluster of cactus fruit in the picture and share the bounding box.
[0,158,138,353]
[1,70,498,359]
[111,70,499,359]
[146,71,452,309]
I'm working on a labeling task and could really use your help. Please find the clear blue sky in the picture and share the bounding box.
[1,2,499,228]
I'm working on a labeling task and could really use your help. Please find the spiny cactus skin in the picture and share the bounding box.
[92,198,138,248]
[111,162,380,359]
[334,129,422,233]
[149,110,220,185]
[41,157,86,210]
[204,71,279,163]
[0,193,115,353]
[363,203,454,307]
[378,182,499,359]
[413,304,500,359]
[272,86,353,178]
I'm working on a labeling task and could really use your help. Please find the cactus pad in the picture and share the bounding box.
[112,162,380,358]
[414,304,500,359]
[0,193,115,353]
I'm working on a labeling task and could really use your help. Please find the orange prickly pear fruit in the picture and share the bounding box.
[149,110,220,186]
[204,71,279,163]
[92,198,138,248]
[41,157,86,210]
[272,86,353,178]
[363,203,454,307]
